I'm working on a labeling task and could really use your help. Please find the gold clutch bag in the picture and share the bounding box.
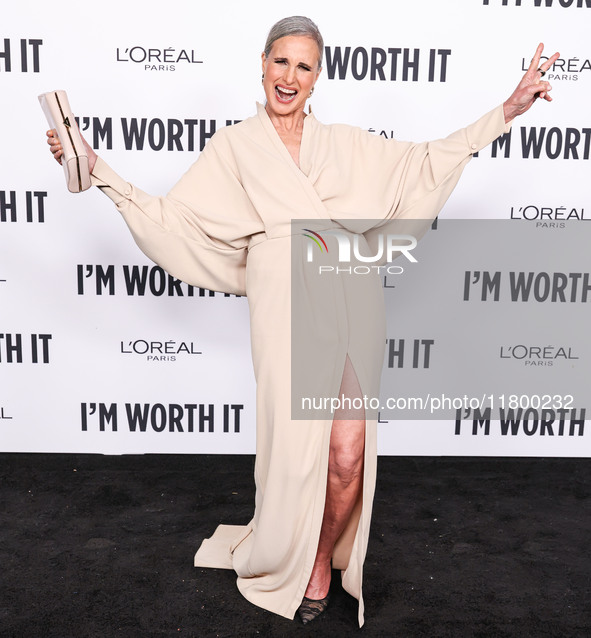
[38,90,91,193]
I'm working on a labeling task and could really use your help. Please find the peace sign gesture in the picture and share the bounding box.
[503,43,560,123]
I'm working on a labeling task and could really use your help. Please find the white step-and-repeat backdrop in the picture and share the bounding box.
[1,0,589,455]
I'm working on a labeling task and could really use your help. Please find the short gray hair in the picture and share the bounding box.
[264,16,324,69]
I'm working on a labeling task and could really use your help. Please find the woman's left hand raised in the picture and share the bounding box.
[503,43,560,123]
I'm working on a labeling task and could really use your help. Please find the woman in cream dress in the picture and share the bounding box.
[47,17,558,626]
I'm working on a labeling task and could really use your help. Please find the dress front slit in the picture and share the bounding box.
[318,355,365,570]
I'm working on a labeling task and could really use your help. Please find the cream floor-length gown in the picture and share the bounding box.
[90,102,510,626]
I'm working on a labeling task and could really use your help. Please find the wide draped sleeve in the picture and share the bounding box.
[384,103,511,219]
[301,103,511,246]
[90,126,264,296]
[356,104,512,245]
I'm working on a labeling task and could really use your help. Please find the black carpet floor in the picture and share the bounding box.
[0,454,589,638]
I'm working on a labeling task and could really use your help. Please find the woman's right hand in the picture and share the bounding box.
[46,123,98,174]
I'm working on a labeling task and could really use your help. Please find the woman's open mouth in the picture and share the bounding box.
[275,85,298,103]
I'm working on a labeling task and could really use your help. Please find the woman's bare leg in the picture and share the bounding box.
[304,355,365,599]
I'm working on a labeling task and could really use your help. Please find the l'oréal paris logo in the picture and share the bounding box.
[116,46,203,72]
[510,205,588,228]
[520,55,590,83]
[303,229,416,275]
[120,339,202,362]
[500,344,579,366]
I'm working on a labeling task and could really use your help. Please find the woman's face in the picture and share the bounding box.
[261,35,321,119]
